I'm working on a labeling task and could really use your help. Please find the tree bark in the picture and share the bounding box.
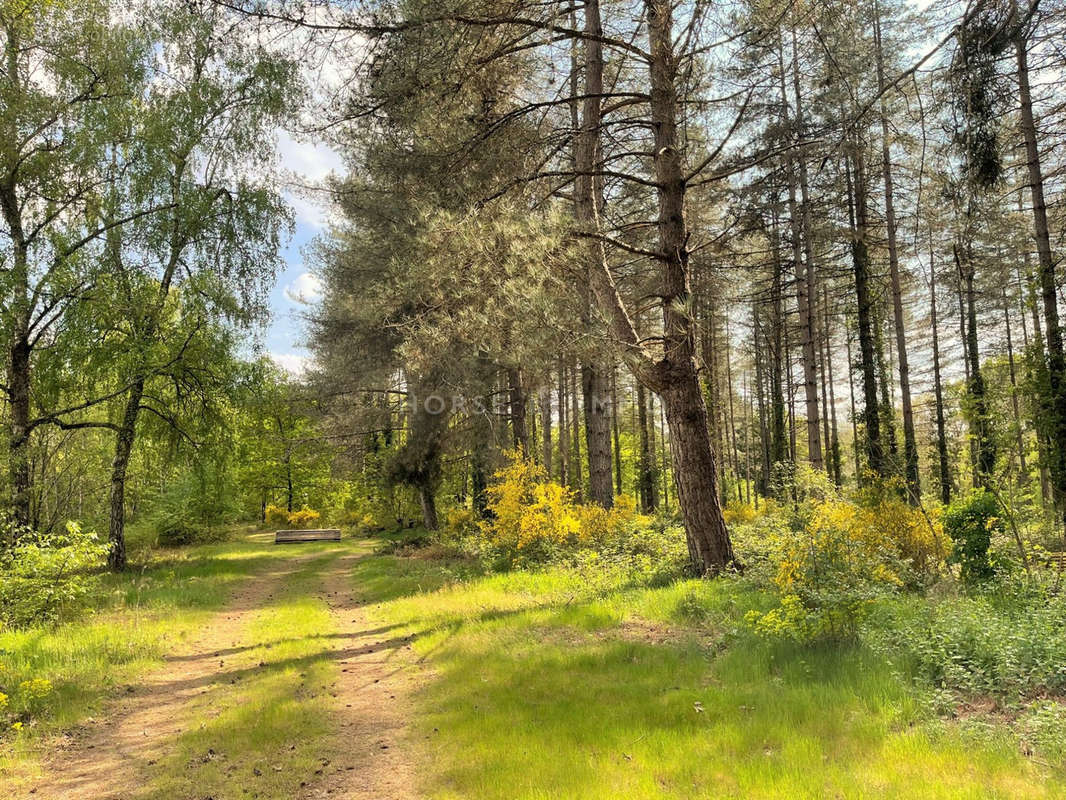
[1015,14,1066,522]
[847,140,885,478]
[108,380,144,570]
[929,242,953,505]
[508,367,528,453]
[582,365,614,506]
[874,2,919,500]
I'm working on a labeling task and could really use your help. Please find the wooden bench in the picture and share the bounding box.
[1045,552,1066,570]
[274,529,341,544]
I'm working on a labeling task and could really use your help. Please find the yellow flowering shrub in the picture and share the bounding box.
[286,507,321,529]
[266,505,322,529]
[265,504,290,527]
[482,454,644,566]
[723,502,758,525]
[748,495,947,641]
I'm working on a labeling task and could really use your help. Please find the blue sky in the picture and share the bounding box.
[261,131,344,374]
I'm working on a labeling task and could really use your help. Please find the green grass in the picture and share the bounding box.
[359,560,1066,799]
[3,529,1064,798]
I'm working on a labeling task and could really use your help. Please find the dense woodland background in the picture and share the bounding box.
[1,0,1066,579]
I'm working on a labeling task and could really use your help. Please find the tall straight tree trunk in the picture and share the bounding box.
[636,382,656,512]
[848,141,885,477]
[874,3,919,500]
[724,323,742,502]
[769,206,788,476]
[582,366,613,506]
[570,365,582,499]
[0,183,33,527]
[508,368,528,453]
[557,360,569,486]
[1003,286,1028,480]
[753,312,772,495]
[846,321,862,487]
[823,286,842,486]
[570,15,613,508]
[929,244,953,505]
[956,242,996,487]
[778,41,822,471]
[611,367,623,496]
[1015,15,1066,523]
[539,383,553,481]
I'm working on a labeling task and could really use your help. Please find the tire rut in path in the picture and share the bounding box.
[301,551,422,800]
[27,554,314,800]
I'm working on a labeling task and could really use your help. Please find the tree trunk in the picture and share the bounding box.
[660,378,735,571]
[108,380,144,571]
[508,367,528,453]
[1015,15,1066,522]
[611,367,623,496]
[557,360,569,486]
[956,242,996,487]
[419,485,439,531]
[1003,286,1028,480]
[779,40,822,471]
[849,142,885,477]
[823,286,842,486]
[538,383,553,481]
[636,382,656,512]
[569,365,582,500]
[582,365,613,506]
[929,243,953,505]
[874,3,919,500]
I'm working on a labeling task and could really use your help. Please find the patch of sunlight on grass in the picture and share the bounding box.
[363,557,1066,800]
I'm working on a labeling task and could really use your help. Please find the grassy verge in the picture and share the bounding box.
[357,552,1066,799]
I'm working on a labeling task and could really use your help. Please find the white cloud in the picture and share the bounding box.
[283,272,322,304]
[270,352,311,376]
[277,129,344,229]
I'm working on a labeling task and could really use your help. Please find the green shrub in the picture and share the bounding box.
[944,490,1001,585]
[0,518,108,629]
[863,592,1066,697]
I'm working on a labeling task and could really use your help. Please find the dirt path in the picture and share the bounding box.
[300,552,422,800]
[24,542,423,800]
[26,555,308,800]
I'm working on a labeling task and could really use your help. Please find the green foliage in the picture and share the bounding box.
[146,469,238,547]
[944,489,1002,585]
[864,590,1066,698]
[0,518,108,629]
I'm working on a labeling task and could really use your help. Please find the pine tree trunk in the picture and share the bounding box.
[637,382,656,512]
[508,368,528,453]
[1015,18,1066,523]
[779,39,822,471]
[611,367,623,496]
[539,383,553,481]
[849,142,885,477]
[956,242,996,487]
[929,244,953,505]
[874,4,919,500]
[582,365,613,506]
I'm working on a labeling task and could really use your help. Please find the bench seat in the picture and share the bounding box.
[274,529,342,543]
